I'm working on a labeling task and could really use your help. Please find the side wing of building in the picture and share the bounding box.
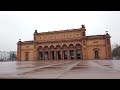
[17,41,34,61]
[86,34,112,60]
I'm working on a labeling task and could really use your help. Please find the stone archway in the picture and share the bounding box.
[75,44,82,60]
[62,44,68,60]
[50,45,55,60]
[38,46,43,60]
[69,44,75,60]
[44,46,49,60]
[56,45,62,60]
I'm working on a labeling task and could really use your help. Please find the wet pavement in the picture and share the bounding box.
[0,60,120,79]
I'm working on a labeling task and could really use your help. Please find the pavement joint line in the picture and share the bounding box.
[16,61,75,75]
[0,61,73,76]
[57,61,81,79]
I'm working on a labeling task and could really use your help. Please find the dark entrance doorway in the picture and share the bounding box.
[76,50,81,59]
[57,51,61,60]
[70,50,74,60]
[44,51,48,60]
[51,51,54,60]
[39,52,43,60]
[63,50,67,60]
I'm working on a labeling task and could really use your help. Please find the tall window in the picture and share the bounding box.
[44,51,48,60]
[76,50,81,59]
[63,51,67,60]
[57,51,61,60]
[95,51,99,58]
[39,52,43,60]
[70,50,74,60]
[82,32,85,36]
[93,48,99,59]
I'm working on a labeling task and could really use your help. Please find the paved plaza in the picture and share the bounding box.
[0,60,120,79]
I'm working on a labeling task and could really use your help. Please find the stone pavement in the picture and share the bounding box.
[0,60,120,79]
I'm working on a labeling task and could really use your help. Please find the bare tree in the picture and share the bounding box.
[112,44,120,59]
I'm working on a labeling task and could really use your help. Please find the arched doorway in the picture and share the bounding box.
[44,46,49,60]
[75,44,82,60]
[69,44,74,60]
[56,45,61,60]
[50,45,55,60]
[62,44,68,60]
[93,48,100,59]
[38,46,43,60]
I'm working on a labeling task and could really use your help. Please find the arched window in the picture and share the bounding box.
[95,51,99,58]
[93,48,99,59]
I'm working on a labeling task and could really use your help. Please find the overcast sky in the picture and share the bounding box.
[0,11,119,51]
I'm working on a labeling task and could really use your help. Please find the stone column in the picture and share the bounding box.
[61,49,62,60]
[50,51,51,60]
[54,50,56,60]
[48,51,50,60]
[43,51,45,60]
[56,51,58,60]
[67,49,70,60]
[63,51,64,60]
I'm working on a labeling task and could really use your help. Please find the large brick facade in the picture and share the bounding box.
[17,25,112,61]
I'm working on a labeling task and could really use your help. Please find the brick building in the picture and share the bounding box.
[17,25,112,61]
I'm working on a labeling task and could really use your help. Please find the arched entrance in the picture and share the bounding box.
[38,46,43,60]
[69,44,74,60]
[93,48,100,59]
[50,45,55,60]
[56,45,61,60]
[62,44,68,60]
[75,44,82,60]
[44,46,49,60]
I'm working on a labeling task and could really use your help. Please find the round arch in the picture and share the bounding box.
[50,45,55,51]
[44,46,49,51]
[75,43,82,50]
[62,44,67,50]
[56,45,61,50]
[38,46,43,51]
[69,44,74,50]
